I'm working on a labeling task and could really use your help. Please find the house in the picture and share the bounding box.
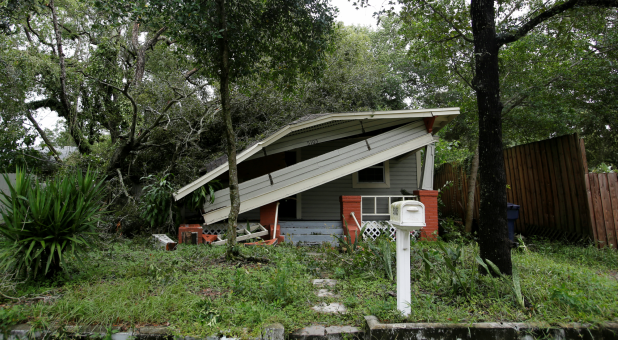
[174,108,460,244]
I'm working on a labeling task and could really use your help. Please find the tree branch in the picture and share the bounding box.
[26,14,56,54]
[25,112,62,163]
[497,0,618,46]
[420,0,474,43]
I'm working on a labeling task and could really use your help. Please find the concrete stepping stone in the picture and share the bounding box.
[291,325,362,339]
[315,289,340,298]
[312,279,337,287]
[311,302,346,314]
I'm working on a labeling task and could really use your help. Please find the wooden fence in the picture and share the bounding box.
[435,134,595,242]
[586,173,618,248]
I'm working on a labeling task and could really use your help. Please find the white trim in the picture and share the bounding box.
[203,133,435,224]
[421,142,436,190]
[352,161,390,188]
[416,150,422,189]
[296,149,302,219]
[173,107,460,200]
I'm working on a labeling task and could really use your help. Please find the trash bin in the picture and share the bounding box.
[506,203,520,242]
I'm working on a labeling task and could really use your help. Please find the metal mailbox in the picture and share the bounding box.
[389,200,426,231]
[389,199,427,317]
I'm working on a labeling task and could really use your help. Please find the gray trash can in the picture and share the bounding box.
[507,203,520,242]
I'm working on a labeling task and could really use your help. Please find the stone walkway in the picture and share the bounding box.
[289,277,362,339]
[310,279,346,314]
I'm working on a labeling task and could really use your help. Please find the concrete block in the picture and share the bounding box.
[262,323,284,340]
[311,302,346,314]
[153,234,176,250]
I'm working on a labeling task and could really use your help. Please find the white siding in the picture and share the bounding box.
[299,140,418,220]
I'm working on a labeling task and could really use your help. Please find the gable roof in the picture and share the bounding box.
[173,107,459,200]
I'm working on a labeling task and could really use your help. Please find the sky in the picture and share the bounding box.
[32,0,387,131]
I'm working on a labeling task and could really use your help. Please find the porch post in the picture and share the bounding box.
[413,190,439,240]
[340,196,362,243]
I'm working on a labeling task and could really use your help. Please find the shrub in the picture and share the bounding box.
[0,167,105,279]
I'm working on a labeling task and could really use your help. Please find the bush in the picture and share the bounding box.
[0,167,105,279]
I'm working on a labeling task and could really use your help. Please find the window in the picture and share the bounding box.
[353,161,390,188]
[358,163,385,182]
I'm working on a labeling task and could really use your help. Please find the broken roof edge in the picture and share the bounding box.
[173,107,460,201]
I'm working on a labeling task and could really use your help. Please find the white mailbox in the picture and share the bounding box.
[389,200,426,231]
[389,200,426,317]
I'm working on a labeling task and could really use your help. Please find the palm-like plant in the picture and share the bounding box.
[0,167,105,278]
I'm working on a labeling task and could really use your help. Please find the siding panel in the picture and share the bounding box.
[300,139,418,220]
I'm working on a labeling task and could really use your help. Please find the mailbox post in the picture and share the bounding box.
[389,200,426,316]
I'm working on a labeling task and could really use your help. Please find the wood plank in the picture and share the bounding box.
[547,139,559,230]
[555,137,575,233]
[580,138,589,173]
[523,143,540,227]
[515,145,530,228]
[509,148,524,231]
[537,141,550,229]
[539,141,555,230]
[532,141,549,228]
[569,134,589,236]
[585,174,598,244]
[547,139,563,231]
[562,136,582,235]
[590,174,607,248]
[608,173,618,249]
[599,174,617,248]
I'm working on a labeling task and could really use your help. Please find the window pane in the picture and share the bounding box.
[358,167,384,182]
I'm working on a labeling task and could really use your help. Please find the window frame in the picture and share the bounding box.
[352,161,390,188]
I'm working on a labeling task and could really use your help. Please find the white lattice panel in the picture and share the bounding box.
[361,221,420,241]
[203,223,227,235]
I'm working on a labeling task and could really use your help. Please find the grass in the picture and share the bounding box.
[0,235,617,338]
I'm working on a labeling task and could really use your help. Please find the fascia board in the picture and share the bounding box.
[173,107,460,200]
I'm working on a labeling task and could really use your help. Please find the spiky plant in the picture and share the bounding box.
[0,167,105,279]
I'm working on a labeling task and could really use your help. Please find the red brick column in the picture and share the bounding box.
[260,202,284,243]
[340,196,362,243]
[414,190,439,240]
[178,224,203,244]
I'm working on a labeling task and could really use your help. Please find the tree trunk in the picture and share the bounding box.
[217,0,239,259]
[470,0,512,275]
[465,145,479,232]
[48,0,91,154]
[25,111,62,163]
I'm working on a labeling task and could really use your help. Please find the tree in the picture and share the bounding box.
[128,0,336,258]
[365,0,618,274]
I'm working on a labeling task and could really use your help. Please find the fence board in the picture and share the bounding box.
[608,173,618,248]
[435,134,599,244]
[532,142,548,227]
[563,136,582,235]
[590,174,607,247]
[540,141,555,229]
[599,174,617,248]
[557,138,577,233]
[548,139,564,230]
[516,145,530,228]
[571,135,589,235]
[585,174,598,243]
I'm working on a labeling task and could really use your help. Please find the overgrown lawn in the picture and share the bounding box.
[1,236,617,338]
